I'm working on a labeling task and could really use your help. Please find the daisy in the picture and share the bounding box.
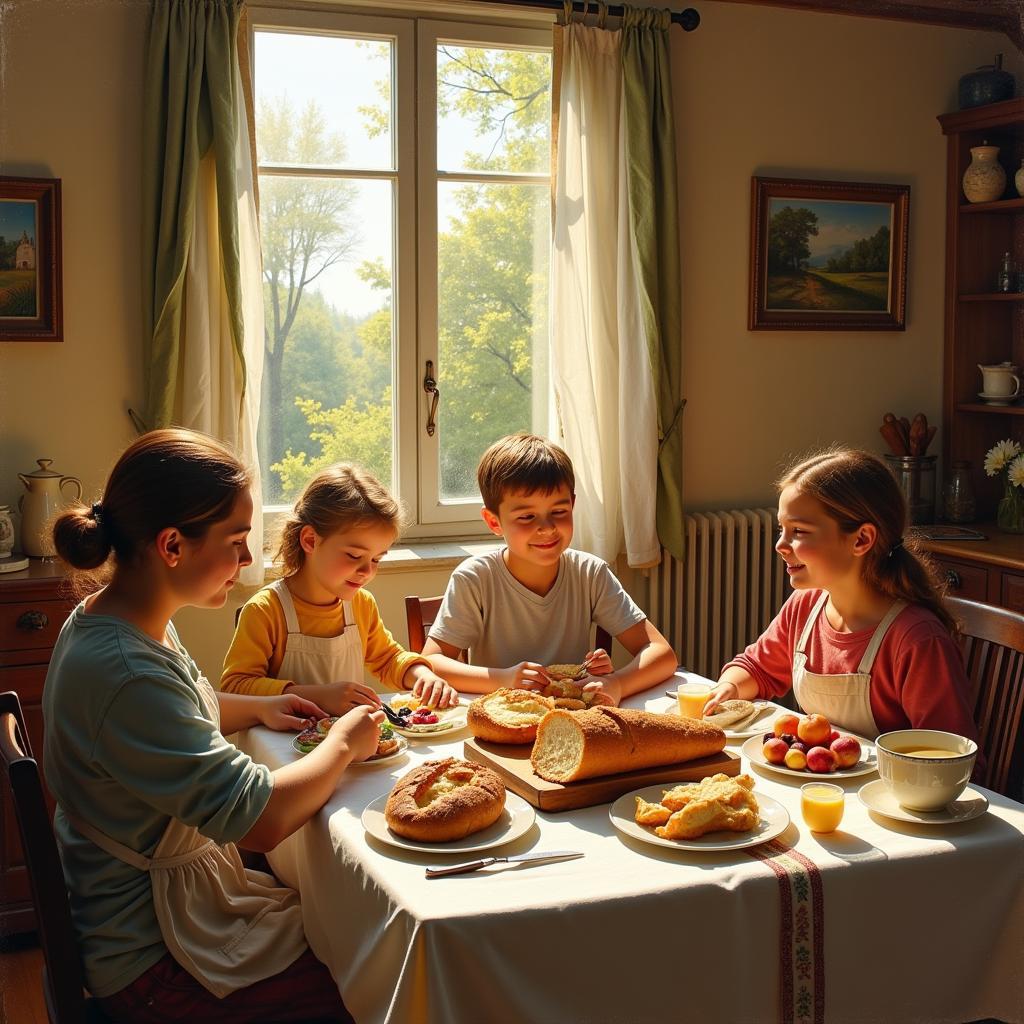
[985,439,1021,476]
[1008,454,1024,489]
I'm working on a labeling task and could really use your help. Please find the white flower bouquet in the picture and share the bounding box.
[984,439,1024,532]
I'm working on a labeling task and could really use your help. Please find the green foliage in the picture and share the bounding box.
[824,225,890,273]
[767,206,818,272]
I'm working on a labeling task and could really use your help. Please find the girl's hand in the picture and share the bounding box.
[314,681,382,717]
[409,671,460,709]
[583,648,613,676]
[333,705,385,764]
[702,680,740,717]
[259,694,328,732]
[582,675,622,708]
[500,661,551,692]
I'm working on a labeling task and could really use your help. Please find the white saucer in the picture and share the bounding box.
[978,391,1019,405]
[858,778,989,825]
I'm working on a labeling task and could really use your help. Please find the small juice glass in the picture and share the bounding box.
[800,782,845,833]
[676,682,711,720]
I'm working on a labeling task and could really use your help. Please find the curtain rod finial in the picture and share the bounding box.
[680,7,700,31]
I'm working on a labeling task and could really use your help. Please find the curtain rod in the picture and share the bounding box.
[484,0,700,30]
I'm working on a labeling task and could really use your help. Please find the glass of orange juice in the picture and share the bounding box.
[676,682,712,719]
[800,782,845,833]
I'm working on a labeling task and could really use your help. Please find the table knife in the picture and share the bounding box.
[425,850,583,878]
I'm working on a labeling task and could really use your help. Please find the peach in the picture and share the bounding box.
[762,738,790,765]
[774,713,800,739]
[806,746,838,774]
[784,747,807,771]
[830,735,862,769]
[797,713,832,746]
[827,730,841,745]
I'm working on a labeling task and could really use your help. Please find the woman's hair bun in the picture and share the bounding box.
[53,504,112,570]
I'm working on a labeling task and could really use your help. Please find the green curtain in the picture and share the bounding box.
[141,0,246,428]
[621,8,685,561]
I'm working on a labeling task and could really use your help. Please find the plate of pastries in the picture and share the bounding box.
[386,692,470,738]
[609,773,789,851]
[362,757,536,853]
[294,717,408,765]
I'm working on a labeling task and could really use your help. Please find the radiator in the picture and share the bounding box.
[648,509,787,679]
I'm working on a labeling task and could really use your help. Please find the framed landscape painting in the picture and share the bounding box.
[749,177,909,331]
[0,176,62,342]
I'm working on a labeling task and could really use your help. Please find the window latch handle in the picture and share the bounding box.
[423,360,439,437]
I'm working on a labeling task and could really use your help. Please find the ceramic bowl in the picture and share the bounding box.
[875,730,977,812]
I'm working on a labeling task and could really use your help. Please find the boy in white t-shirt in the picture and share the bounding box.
[423,434,676,706]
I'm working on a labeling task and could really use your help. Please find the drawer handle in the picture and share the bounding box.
[945,569,962,590]
[16,610,49,631]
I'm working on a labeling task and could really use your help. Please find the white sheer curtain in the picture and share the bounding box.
[177,66,265,587]
[551,22,660,568]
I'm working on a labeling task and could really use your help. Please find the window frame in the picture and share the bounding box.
[249,6,553,542]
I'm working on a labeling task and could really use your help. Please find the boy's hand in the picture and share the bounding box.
[500,661,551,692]
[258,694,328,732]
[581,675,622,707]
[583,648,613,676]
[313,681,382,716]
[333,706,386,763]
[407,667,460,709]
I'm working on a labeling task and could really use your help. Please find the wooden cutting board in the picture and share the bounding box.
[462,737,740,812]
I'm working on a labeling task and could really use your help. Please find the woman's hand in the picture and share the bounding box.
[582,675,622,707]
[407,667,460,709]
[702,680,740,717]
[500,661,551,692]
[583,648,613,676]
[258,694,328,732]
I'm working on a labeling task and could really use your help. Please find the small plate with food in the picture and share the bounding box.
[386,693,469,738]
[362,757,535,853]
[293,718,408,765]
[609,775,790,852]
[741,712,876,779]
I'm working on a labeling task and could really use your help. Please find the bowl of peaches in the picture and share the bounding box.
[741,712,877,779]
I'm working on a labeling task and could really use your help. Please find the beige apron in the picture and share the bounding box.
[272,579,364,685]
[791,592,906,740]
[65,671,307,998]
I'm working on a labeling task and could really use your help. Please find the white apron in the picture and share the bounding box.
[272,579,364,685]
[64,671,307,998]
[791,592,906,740]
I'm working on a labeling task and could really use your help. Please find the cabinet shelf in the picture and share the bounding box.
[957,402,1024,415]
[959,198,1024,214]
[959,293,1024,301]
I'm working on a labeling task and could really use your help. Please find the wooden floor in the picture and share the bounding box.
[0,933,46,1024]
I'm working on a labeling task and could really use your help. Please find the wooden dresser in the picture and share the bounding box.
[920,526,1024,612]
[0,560,72,935]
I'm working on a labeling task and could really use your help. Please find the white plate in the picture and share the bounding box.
[656,699,781,740]
[609,784,790,852]
[361,790,535,853]
[741,734,877,780]
[386,693,469,738]
[291,734,409,765]
[858,779,989,825]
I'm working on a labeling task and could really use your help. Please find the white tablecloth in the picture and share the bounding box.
[237,682,1024,1024]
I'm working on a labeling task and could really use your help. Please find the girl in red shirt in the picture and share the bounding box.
[705,448,978,743]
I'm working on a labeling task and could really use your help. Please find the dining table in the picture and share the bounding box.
[235,674,1024,1024]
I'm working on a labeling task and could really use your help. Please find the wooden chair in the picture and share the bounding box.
[0,691,110,1023]
[404,595,613,659]
[946,597,1024,798]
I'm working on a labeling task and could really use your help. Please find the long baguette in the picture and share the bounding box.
[530,707,726,783]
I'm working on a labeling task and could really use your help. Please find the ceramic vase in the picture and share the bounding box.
[963,143,1006,203]
[1016,160,1024,199]
[997,478,1024,533]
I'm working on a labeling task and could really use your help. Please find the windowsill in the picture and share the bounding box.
[261,538,502,575]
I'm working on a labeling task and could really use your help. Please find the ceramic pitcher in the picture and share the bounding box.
[979,362,1021,399]
[18,459,82,558]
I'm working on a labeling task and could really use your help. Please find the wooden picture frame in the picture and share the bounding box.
[749,176,909,331]
[0,176,63,342]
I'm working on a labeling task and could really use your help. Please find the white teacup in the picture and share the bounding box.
[875,729,977,812]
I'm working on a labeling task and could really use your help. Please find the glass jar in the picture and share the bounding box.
[942,461,976,523]
[0,506,13,558]
[884,454,936,525]
[997,478,1024,534]
[998,251,1014,292]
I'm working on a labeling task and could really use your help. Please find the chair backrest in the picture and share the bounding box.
[946,597,1024,797]
[0,691,96,1023]
[404,595,613,661]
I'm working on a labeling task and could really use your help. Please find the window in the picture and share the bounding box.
[252,9,552,536]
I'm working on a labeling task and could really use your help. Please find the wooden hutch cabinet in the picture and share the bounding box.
[0,561,72,934]
[932,99,1024,601]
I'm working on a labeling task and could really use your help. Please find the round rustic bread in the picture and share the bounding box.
[384,758,506,842]
[467,688,555,744]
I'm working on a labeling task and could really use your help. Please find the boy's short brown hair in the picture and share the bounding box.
[477,434,575,512]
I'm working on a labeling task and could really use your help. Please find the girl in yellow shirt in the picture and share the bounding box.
[222,465,457,714]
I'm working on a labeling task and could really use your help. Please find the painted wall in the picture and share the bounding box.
[1,0,1020,679]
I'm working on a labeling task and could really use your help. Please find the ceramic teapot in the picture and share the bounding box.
[979,362,1021,400]
[18,459,82,558]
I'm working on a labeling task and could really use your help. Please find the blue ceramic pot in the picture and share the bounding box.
[959,55,1015,110]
